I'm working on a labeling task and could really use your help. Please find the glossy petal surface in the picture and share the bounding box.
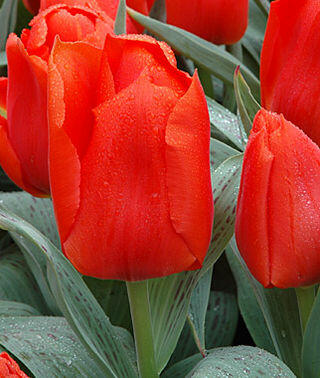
[236,109,320,288]
[261,0,320,146]
[166,0,248,45]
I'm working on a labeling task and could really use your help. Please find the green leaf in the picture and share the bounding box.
[127,8,260,99]
[0,300,41,316]
[114,0,126,35]
[205,290,238,349]
[187,346,295,378]
[302,286,320,377]
[0,206,138,377]
[0,246,48,313]
[162,354,203,378]
[210,139,240,171]
[149,154,243,373]
[0,0,18,51]
[0,192,60,314]
[234,67,260,136]
[207,97,244,150]
[188,268,213,352]
[226,245,275,355]
[227,239,302,377]
[0,316,106,377]
[253,0,270,16]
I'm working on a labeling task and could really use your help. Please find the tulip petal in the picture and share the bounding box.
[100,34,189,99]
[48,40,102,241]
[0,116,46,197]
[0,78,7,113]
[165,72,213,266]
[6,34,50,194]
[235,110,274,287]
[261,0,320,146]
[63,74,198,280]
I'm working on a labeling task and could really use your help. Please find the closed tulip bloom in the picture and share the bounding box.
[166,0,248,45]
[48,34,213,281]
[0,5,113,197]
[261,0,320,146]
[40,0,155,33]
[0,352,29,377]
[236,109,320,289]
[23,0,40,14]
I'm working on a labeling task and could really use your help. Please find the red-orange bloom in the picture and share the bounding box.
[165,0,248,45]
[236,109,320,289]
[22,0,40,14]
[48,34,213,281]
[0,5,113,197]
[0,352,29,377]
[40,0,155,33]
[261,0,320,146]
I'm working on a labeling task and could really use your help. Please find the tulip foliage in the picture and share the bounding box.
[0,0,319,377]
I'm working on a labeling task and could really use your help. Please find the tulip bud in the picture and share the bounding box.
[165,0,249,45]
[0,5,113,197]
[0,352,29,377]
[48,34,213,281]
[236,109,320,288]
[261,0,320,146]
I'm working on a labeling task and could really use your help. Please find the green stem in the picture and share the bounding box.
[295,286,316,334]
[197,66,214,98]
[126,281,159,378]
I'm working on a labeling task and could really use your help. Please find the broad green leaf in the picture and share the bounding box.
[226,245,275,355]
[302,286,320,378]
[0,0,18,51]
[0,300,41,316]
[0,246,48,313]
[207,97,244,150]
[149,154,243,373]
[188,268,213,351]
[0,316,106,377]
[0,207,138,377]
[253,0,270,16]
[205,290,238,349]
[242,0,267,66]
[127,8,260,98]
[234,68,260,136]
[163,354,203,378]
[0,192,60,314]
[114,0,126,35]
[228,239,302,377]
[210,139,240,171]
[187,346,295,378]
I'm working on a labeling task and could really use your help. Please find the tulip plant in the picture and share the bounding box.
[0,0,318,377]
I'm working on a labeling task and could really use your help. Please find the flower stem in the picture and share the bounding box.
[197,66,214,98]
[295,285,316,334]
[126,280,159,378]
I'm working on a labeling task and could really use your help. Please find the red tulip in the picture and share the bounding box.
[261,0,320,146]
[48,34,213,281]
[165,0,248,45]
[0,5,113,197]
[0,352,29,377]
[40,0,155,33]
[236,109,320,289]
[22,0,40,14]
